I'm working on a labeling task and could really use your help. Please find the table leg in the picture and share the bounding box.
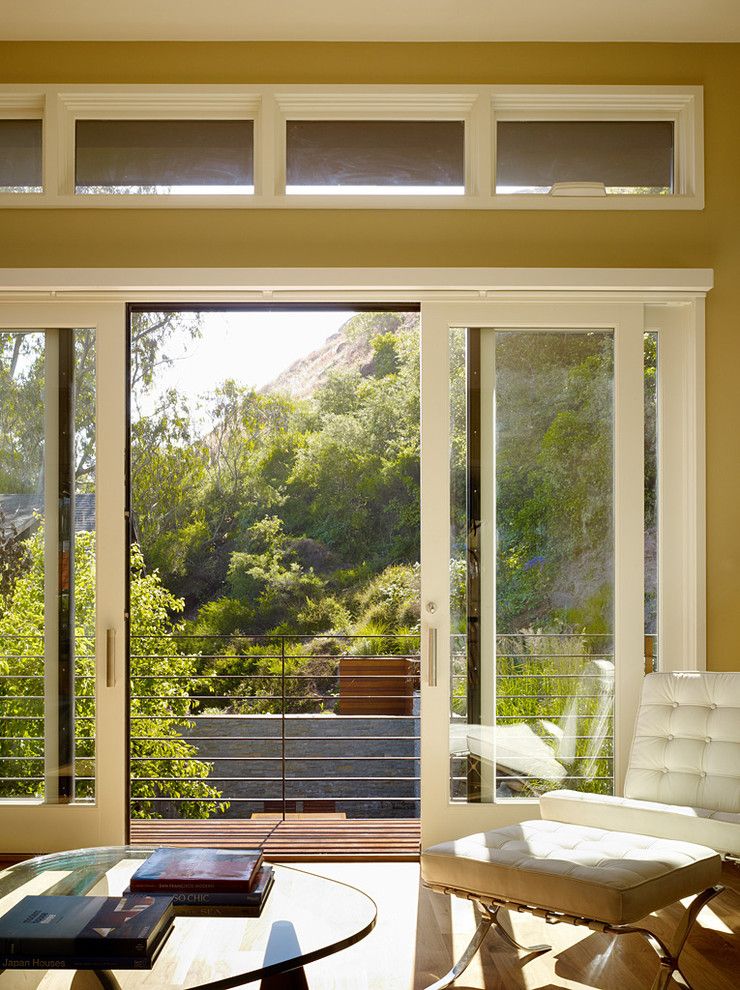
[92,970,123,990]
[260,964,309,990]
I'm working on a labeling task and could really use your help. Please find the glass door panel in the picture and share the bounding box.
[0,329,96,804]
[449,328,615,804]
[420,300,648,847]
[644,331,659,673]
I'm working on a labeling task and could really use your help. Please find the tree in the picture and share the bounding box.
[130,310,203,395]
[0,526,226,818]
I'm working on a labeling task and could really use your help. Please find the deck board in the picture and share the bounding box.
[129,817,421,860]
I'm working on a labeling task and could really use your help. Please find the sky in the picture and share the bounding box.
[133,309,356,417]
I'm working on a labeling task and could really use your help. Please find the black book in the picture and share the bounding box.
[0,926,173,971]
[0,894,174,963]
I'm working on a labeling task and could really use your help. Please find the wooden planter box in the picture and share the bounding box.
[338,656,416,716]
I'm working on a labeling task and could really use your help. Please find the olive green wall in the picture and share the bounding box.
[0,42,738,670]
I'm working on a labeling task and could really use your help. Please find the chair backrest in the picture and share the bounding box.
[624,671,740,814]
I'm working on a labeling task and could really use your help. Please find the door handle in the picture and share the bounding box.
[428,626,438,687]
[106,628,116,687]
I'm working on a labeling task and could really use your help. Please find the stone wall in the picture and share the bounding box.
[177,707,420,820]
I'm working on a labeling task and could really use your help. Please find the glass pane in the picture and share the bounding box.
[450,329,615,802]
[286,120,465,194]
[0,329,96,803]
[0,119,42,192]
[644,331,658,672]
[496,120,674,195]
[75,119,254,194]
[74,329,96,800]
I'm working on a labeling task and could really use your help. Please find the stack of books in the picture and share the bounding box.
[0,893,175,971]
[127,847,275,916]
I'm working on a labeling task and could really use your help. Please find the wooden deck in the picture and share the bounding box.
[129,816,421,860]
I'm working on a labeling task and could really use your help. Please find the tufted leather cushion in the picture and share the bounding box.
[540,788,740,856]
[624,671,740,814]
[421,819,721,926]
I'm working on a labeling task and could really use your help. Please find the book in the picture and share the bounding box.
[0,894,174,964]
[124,864,275,914]
[1,925,174,971]
[130,847,264,894]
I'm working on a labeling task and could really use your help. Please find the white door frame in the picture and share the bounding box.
[0,301,127,852]
[419,297,706,847]
[0,269,709,853]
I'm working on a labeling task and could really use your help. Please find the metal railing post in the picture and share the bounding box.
[281,635,286,822]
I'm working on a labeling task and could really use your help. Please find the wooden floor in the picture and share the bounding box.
[129,818,421,860]
[1,860,736,989]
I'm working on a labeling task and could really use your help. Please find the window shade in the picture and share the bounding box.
[75,119,254,191]
[496,120,674,191]
[0,120,42,189]
[286,120,465,190]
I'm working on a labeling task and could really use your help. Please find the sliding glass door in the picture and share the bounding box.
[0,302,126,851]
[419,300,702,845]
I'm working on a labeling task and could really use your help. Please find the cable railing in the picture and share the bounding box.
[1,629,658,812]
[129,632,421,821]
[0,633,96,801]
[447,631,650,801]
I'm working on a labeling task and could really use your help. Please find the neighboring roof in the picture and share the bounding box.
[0,493,96,538]
[2,1,739,42]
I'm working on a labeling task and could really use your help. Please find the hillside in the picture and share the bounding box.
[261,311,416,399]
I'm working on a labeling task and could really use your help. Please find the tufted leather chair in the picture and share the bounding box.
[541,670,740,855]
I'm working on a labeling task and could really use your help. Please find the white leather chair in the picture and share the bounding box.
[542,670,740,856]
[422,671,739,990]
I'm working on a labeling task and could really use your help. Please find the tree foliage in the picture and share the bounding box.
[0,527,225,816]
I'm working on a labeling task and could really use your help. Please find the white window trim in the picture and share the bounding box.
[490,86,703,208]
[0,267,709,851]
[0,92,45,196]
[56,90,261,197]
[0,84,703,210]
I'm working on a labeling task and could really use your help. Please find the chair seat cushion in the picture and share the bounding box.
[541,788,740,856]
[421,819,721,925]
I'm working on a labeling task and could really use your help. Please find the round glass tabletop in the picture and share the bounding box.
[0,846,377,989]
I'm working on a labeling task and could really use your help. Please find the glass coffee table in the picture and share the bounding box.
[0,846,377,989]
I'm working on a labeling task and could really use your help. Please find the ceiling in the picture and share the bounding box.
[3,0,740,42]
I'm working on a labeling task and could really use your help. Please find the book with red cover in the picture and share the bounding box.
[130,848,264,894]
[125,864,275,914]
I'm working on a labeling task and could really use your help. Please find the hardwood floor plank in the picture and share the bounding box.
[0,860,736,988]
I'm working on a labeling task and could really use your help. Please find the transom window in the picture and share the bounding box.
[74,119,254,195]
[0,85,703,209]
[0,118,42,193]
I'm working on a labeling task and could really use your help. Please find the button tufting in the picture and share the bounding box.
[710,703,717,709]
[667,734,674,741]
[672,702,679,708]
[700,771,707,778]
[705,736,711,743]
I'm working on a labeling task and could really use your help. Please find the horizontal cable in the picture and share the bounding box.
[132,775,420,782]
[130,734,420,742]
[132,796,421,802]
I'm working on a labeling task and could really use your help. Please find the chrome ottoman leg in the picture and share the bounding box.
[605,884,725,990]
[423,900,552,990]
[422,912,493,990]
[485,904,552,956]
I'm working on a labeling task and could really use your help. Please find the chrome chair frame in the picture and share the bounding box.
[423,882,724,990]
